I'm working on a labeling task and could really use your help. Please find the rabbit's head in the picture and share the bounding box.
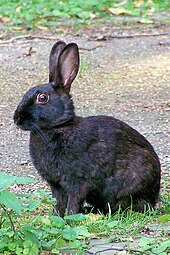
[14,41,79,132]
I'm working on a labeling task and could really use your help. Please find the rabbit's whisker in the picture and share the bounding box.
[31,124,50,144]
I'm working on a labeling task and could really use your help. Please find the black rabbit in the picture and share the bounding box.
[14,41,161,217]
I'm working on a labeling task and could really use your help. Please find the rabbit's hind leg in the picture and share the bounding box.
[86,190,110,214]
[131,198,154,213]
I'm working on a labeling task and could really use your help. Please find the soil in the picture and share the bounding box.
[0,18,170,255]
[0,21,169,192]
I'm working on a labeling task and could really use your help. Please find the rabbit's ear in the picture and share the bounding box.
[49,40,66,83]
[58,43,79,91]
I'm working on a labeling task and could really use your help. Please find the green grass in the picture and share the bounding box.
[0,0,169,30]
[0,173,169,254]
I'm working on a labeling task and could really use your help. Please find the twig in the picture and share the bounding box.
[110,32,168,39]
[0,34,58,44]
[90,32,168,41]
[0,34,103,51]
[23,46,36,57]
[79,45,104,51]
[159,41,170,46]
[0,32,168,45]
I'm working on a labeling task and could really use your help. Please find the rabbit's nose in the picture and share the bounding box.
[13,111,23,125]
[14,116,21,125]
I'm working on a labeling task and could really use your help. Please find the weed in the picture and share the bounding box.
[79,58,89,74]
[0,172,169,254]
[0,0,169,30]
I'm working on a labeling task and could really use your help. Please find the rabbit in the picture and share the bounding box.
[14,40,161,217]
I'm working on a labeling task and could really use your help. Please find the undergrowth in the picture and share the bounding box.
[0,172,169,255]
[0,0,169,30]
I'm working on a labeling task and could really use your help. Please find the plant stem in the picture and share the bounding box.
[0,214,5,229]
[0,204,16,233]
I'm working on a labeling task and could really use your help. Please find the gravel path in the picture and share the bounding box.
[0,24,169,193]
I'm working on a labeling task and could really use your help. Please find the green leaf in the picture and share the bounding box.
[15,176,37,184]
[77,11,91,19]
[32,190,51,197]
[0,242,7,249]
[48,227,60,235]
[152,240,170,253]
[51,248,60,254]
[139,237,154,251]
[22,229,39,245]
[72,226,91,239]
[61,229,77,241]
[0,173,16,189]
[69,239,82,248]
[0,172,36,189]
[52,9,64,17]
[37,216,51,225]
[0,190,21,214]
[6,231,15,237]
[23,247,30,254]
[16,246,23,255]
[51,215,66,228]
[28,244,39,255]
[139,237,153,246]
[76,250,84,255]
[64,213,86,222]
[41,240,56,248]
[56,238,66,246]
[27,200,40,211]
[107,220,119,228]
[158,214,170,223]
[41,197,56,205]
[8,242,16,251]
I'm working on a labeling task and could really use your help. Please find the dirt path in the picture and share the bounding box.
[0,23,169,192]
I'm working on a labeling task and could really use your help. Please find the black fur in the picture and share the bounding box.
[14,41,161,217]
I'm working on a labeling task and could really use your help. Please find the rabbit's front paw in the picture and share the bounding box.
[66,194,82,215]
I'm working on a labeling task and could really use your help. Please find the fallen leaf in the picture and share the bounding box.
[0,17,11,23]
[13,26,24,31]
[147,7,155,16]
[114,0,128,7]
[89,13,97,19]
[108,8,131,15]
[148,0,154,5]
[36,25,48,30]
[139,18,154,24]
[133,0,145,7]
[86,213,102,224]
[90,233,102,239]
[128,236,134,242]
[134,0,154,7]
[15,6,22,13]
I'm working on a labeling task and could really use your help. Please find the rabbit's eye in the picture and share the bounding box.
[36,93,49,104]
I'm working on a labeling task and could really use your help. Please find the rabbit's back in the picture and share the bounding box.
[30,115,160,213]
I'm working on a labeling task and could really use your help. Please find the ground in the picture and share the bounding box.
[0,19,169,254]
